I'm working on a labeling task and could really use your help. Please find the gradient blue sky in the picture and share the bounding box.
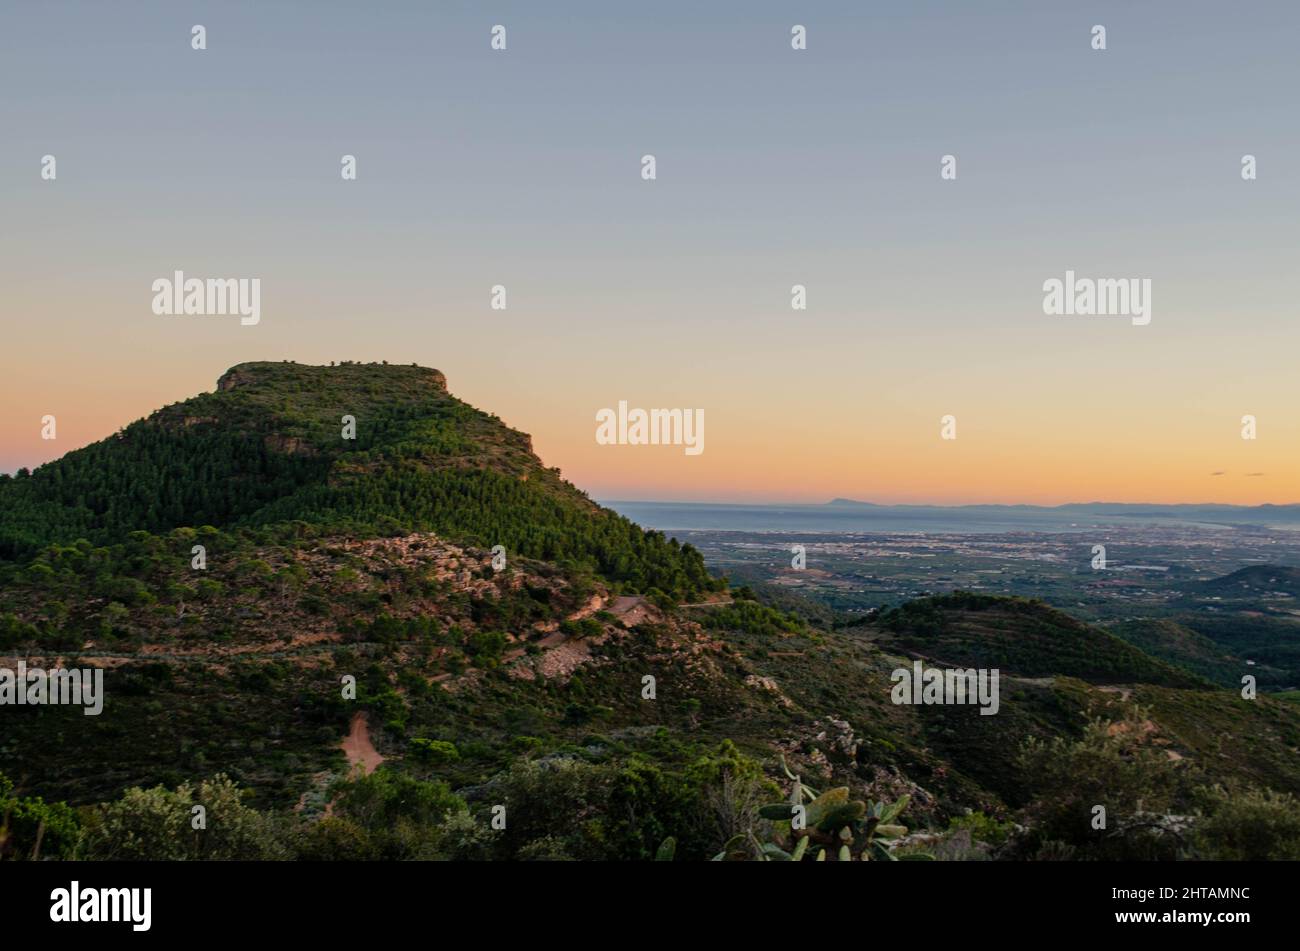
[2,1,1297,503]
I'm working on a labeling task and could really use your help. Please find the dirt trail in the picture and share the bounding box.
[341,711,384,775]
[677,596,734,608]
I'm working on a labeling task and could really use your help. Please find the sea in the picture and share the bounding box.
[599,501,1270,536]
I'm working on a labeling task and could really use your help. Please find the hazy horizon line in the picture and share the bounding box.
[599,497,1300,510]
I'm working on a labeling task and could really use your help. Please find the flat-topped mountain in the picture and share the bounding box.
[0,361,717,601]
[216,361,447,394]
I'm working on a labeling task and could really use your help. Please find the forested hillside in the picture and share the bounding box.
[0,362,718,601]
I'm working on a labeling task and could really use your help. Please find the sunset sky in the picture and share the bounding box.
[2,1,1297,504]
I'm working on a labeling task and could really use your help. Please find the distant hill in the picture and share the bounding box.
[0,361,718,600]
[873,591,1206,688]
[825,498,1300,520]
[1194,565,1300,598]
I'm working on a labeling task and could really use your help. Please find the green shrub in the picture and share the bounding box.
[1191,786,1300,860]
[78,774,290,860]
[411,738,460,766]
[947,811,1014,848]
[0,772,81,860]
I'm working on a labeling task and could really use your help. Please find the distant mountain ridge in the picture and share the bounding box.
[828,498,1300,519]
